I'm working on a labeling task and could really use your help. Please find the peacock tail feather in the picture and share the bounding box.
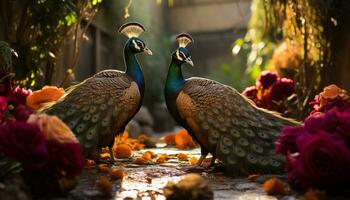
[176,78,300,176]
[42,70,141,157]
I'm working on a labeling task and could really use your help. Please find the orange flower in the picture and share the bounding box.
[263,178,287,195]
[189,157,198,165]
[27,114,78,143]
[109,168,125,180]
[97,176,112,197]
[320,84,349,107]
[26,86,65,110]
[156,156,167,163]
[162,133,176,146]
[134,157,149,165]
[113,143,132,159]
[175,129,196,149]
[142,151,153,161]
[177,153,188,161]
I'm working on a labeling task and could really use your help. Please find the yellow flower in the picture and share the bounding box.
[26,86,65,110]
[27,114,78,143]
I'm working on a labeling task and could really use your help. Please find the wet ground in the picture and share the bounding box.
[67,147,298,200]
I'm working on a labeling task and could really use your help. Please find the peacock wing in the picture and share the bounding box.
[176,78,299,175]
[43,70,141,156]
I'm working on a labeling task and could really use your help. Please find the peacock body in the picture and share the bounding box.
[42,23,152,157]
[165,34,300,176]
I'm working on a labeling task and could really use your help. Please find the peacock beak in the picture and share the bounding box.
[143,47,153,55]
[186,58,194,66]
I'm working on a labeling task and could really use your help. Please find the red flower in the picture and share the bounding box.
[257,71,278,89]
[0,121,48,170]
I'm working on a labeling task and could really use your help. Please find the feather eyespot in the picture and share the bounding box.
[76,124,86,133]
[259,157,269,166]
[219,143,231,155]
[247,154,257,164]
[238,138,249,146]
[91,114,99,123]
[234,146,246,157]
[270,159,281,167]
[244,129,255,137]
[67,109,75,116]
[251,144,264,154]
[227,154,237,165]
[230,129,240,138]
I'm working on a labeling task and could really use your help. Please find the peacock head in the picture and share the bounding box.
[172,33,194,66]
[119,22,152,55]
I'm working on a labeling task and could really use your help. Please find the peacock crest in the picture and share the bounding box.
[118,22,145,38]
[176,33,193,48]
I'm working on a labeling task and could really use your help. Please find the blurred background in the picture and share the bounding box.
[1,0,350,134]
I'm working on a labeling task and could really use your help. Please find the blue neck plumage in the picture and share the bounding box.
[165,60,185,93]
[124,47,145,96]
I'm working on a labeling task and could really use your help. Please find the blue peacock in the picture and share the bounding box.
[42,22,152,158]
[164,33,300,175]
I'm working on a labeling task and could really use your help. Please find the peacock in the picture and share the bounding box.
[42,22,152,158]
[164,33,300,176]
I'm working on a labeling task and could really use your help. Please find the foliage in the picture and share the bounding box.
[264,0,350,119]
[230,0,277,86]
[0,0,103,88]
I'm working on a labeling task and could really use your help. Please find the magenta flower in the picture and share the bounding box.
[275,126,303,154]
[0,121,48,170]
[11,86,32,105]
[270,78,294,101]
[242,86,257,99]
[13,104,33,121]
[289,131,350,190]
[256,70,278,89]
[48,142,84,177]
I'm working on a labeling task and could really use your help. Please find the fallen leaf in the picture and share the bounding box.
[189,157,198,165]
[98,164,110,173]
[97,176,112,197]
[263,178,288,195]
[177,153,188,161]
[109,168,125,180]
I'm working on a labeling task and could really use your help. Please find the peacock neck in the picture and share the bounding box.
[124,47,145,96]
[165,60,185,94]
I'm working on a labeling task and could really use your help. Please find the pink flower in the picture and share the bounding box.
[0,121,48,170]
[256,71,278,89]
[9,86,32,105]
